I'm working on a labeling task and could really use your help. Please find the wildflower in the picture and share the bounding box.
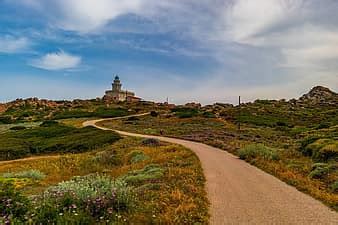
[59,213,63,216]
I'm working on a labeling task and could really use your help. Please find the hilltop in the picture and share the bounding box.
[298,86,338,105]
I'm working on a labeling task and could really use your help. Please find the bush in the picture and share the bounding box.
[308,163,330,179]
[0,180,30,224]
[127,116,140,121]
[52,110,93,120]
[316,122,330,130]
[0,124,121,161]
[202,111,216,118]
[2,170,46,180]
[0,116,13,124]
[304,139,338,162]
[128,151,149,164]
[171,107,199,118]
[119,164,164,185]
[94,107,129,118]
[32,175,135,223]
[238,144,279,161]
[330,180,338,193]
[276,121,287,127]
[142,138,160,147]
[9,126,26,131]
[40,120,59,127]
[150,111,159,117]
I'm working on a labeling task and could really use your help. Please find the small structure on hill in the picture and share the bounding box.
[104,76,141,102]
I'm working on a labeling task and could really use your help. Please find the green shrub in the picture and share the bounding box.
[119,164,164,185]
[9,126,26,131]
[202,111,216,118]
[32,175,135,224]
[0,116,13,124]
[238,144,279,161]
[316,122,330,130]
[40,120,59,127]
[150,111,159,117]
[142,138,160,147]
[276,121,287,127]
[94,107,129,118]
[128,151,149,164]
[0,124,121,161]
[300,136,320,155]
[0,180,30,223]
[171,107,199,118]
[127,116,140,121]
[308,163,330,179]
[2,169,46,180]
[52,110,93,120]
[330,180,338,193]
[304,139,338,162]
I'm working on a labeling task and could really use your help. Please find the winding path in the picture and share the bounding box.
[83,116,338,225]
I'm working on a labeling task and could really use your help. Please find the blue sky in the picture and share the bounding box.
[0,0,337,104]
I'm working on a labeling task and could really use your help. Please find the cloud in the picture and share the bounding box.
[30,51,81,70]
[5,0,338,103]
[0,36,30,53]
[222,0,304,44]
[18,0,145,33]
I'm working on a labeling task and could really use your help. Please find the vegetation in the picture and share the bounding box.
[98,99,338,210]
[238,144,279,161]
[2,169,46,180]
[52,107,129,120]
[33,175,135,224]
[0,180,30,224]
[0,137,209,224]
[0,122,121,161]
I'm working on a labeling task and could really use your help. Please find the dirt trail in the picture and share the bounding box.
[0,155,61,166]
[84,117,338,225]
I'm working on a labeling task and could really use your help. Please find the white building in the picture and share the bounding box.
[104,76,140,102]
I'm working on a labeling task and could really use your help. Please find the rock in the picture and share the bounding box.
[298,86,337,105]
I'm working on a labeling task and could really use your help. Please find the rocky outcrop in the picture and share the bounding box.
[298,86,337,106]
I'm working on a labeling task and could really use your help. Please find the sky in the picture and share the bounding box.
[0,0,337,104]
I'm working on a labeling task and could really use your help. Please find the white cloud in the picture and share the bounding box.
[0,36,30,53]
[57,0,146,32]
[30,51,81,70]
[221,0,303,44]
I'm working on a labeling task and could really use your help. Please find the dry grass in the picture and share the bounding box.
[99,116,338,211]
[0,137,209,224]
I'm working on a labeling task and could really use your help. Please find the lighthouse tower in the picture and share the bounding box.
[112,75,122,92]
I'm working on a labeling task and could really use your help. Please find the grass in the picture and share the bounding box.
[0,122,41,133]
[98,113,338,211]
[238,144,280,161]
[2,169,46,180]
[0,122,121,161]
[0,137,209,224]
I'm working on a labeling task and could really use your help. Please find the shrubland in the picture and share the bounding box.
[0,137,209,224]
[0,121,120,161]
[98,88,338,210]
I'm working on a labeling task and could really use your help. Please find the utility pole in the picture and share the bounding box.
[238,96,241,131]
